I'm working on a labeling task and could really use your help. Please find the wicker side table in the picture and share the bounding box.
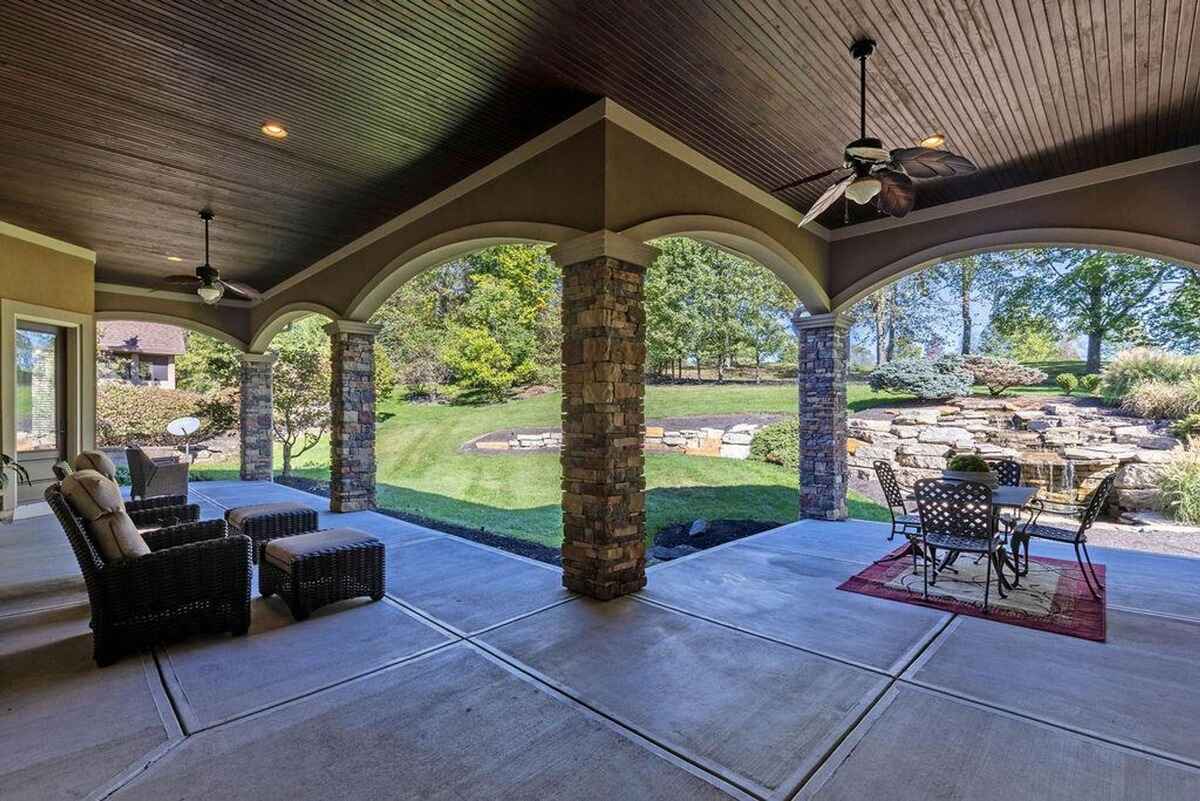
[259,528,385,621]
[224,502,319,563]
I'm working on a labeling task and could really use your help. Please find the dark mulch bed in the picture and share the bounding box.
[653,518,783,551]
[274,475,563,566]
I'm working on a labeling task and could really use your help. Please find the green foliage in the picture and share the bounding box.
[748,417,799,472]
[440,325,516,402]
[1055,373,1079,395]
[1170,413,1200,441]
[947,454,990,472]
[981,309,1067,363]
[175,331,241,392]
[373,342,398,401]
[1121,377,1200,420]
[868,357,972,400]
[1148,271,1200,351]
[1099,348,1200,404]
[1157,446,1200,525]
[96,383,237,446]
[958,355,1047,395]
[269,317,332,477]
[1080,374,1101,393]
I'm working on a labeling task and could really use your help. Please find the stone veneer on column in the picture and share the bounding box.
[794,311,849,520]
[326,320,380,512]
[552,231,657,600]
[239,352,276,482]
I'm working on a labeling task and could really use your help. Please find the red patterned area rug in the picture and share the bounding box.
[839,545,1106,641]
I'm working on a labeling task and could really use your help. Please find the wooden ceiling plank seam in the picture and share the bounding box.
[1084,0,1120,166]
[1012,0,1078,173]
[1030,0,1088,176]
[1065,0,1108,169]
[1154,0,1180,152]
[1174,0,1200,150]
[1134,0,1151,158]
[1118,0,1138,155]
[1146,0,1167,154]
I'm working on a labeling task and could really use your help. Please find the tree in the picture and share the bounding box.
[925,253,1009,354]
[1149,271,1200,351]
[270,317,331,477]
[174,331,241,392]
[440,325,516,402]
[996,249,1187,372]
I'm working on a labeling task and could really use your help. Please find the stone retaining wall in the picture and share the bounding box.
[471,421,768,460]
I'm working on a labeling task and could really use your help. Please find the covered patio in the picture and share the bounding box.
[3,479,1199,799]
[2,3,1200,799]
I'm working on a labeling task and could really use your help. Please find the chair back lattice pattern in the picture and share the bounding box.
[873,461,907,513]
[1078,472,1117,534]
[986,459,1022,487]
[44,484,106,611]
[913,479,994,542]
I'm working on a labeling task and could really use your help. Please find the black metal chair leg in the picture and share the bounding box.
[992,551,1007,598]
[922,539,930,598]
[1074,543,1101,600]
[983,551,991,612]
[1081,542,1104,590]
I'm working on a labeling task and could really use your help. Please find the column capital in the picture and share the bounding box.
[324,319,382,337]
[792,310,849,331]
[548,229,660,268]
[240,351,277,365]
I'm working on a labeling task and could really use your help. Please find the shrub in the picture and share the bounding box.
[1121,376,1200,420]
[440,325,516,403]
[1171,413,1200,442]
[959,355,1046,396]
[947,454,990,472]
[1080,373,1101,393]
[1055,373,1079,395]
[96,383,237,447]
[748,417,799,472]
[867,358,972,400]
[1157,445,1200,525]
[1099,348,1200,404]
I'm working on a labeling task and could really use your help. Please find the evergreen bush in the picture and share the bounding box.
[868,358,972,400]
[1055,373,1079,395]
[748,417,799,472]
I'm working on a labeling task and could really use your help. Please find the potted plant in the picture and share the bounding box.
[943,453,997,487]
[1,454,32,523]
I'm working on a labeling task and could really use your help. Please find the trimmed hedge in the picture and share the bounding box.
[96,383,237,447]
[748,416,799,472]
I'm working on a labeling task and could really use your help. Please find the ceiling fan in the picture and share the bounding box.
[164,209,261,305]
[774,39,978,227]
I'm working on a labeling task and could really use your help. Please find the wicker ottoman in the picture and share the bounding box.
[258,528,385,620]
[225,502,319,563]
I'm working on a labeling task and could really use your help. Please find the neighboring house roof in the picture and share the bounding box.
[98,321,187,355]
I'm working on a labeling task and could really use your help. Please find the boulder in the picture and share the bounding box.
[1133,450,1178,464]
[898,442,952,456]
[1111,425,1155,443]
[917,426,973,445]
[892,425,921,439]
[688,519,709,537]
[721,431,754,445]
[1138,434,1182,451]
[728,423,757,433]
[662,435,686,446]
[897,454,948,470]
[719,443,751,459]
[894,409,941,426]
[848,418,893,432]
[1112,489,1162,513]
[1114,463,1165,489]
[853,444,901,461]
[649,544,700,561]
[1026,419,1059,432]
[645,426,665,438]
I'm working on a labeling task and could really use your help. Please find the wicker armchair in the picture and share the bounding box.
[126,445,190,501]
[58,453,199,528]
[46,483,251,666]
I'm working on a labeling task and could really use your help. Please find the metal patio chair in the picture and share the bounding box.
[1015,473,1116,600]
[986,458,1022,487]
[914,478,1006,611]
[873,460,922,542]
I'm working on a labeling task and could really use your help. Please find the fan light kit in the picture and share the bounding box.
[261,121,288,139]
[773,39,978,226]
[163,210,262,305]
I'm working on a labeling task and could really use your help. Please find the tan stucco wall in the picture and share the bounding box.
[0,231,95,313]
[829,161,1200,307]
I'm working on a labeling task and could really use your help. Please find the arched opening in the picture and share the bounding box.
[94,318,243,484]
[838,242,1200,555]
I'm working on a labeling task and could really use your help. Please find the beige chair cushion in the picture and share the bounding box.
[61,470,150,561]
[226,502,313,527]
[264,528,379,566]
[71,450,118,482]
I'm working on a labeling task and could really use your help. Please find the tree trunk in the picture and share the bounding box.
[1086,332,1103,373]
[960,264,973,354]
[281,447,292,478]
[754,352,762,384]
[885,286,897,362]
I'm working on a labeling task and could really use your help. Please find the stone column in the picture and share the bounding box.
[239,352,276,482]
[326,320,380,512]
[794,311,849,520]
[552,231,658,600]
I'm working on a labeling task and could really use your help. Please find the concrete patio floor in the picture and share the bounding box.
[2,480,1199,800]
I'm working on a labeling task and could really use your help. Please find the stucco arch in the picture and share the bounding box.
[620,214,830,313]
[94,310,248,351]
[832,227,1200,311]
[344,221,586,321]
[249,302,339,353]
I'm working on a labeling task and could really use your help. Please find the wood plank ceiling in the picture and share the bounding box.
[1,1,1197,290]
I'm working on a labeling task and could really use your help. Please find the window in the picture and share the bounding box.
[15,326,60,452]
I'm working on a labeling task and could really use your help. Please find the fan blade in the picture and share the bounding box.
[889,147,978,179]
[873,170,916,217]
[163,274,201,286]
[220,280,261,299]
[799,174,854,227]
[771,166,847,193]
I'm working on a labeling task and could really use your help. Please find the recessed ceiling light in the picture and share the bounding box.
[166,255,183,262]
[261,121,288,139]
[920,132,946,149]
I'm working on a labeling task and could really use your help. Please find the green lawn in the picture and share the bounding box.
[195,384,889,547]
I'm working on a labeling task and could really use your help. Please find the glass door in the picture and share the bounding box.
[15,322,67,504]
